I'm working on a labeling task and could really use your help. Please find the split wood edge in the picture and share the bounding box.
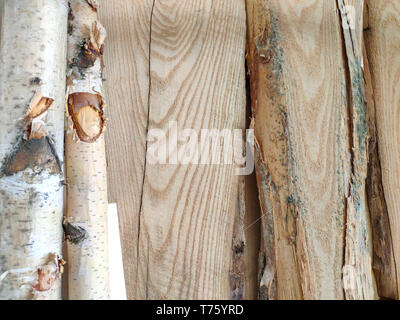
[0,0,68,300]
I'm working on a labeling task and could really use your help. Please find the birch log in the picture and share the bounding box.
[246,0,377,299]
[0,0,68,300]
[365,0,400,299]
[65,0,109,299]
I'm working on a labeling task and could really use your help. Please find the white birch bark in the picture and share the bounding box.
[65,0,109,299]
[0,0,68,300]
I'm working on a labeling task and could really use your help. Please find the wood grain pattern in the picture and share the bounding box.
[247,0,377,299]
[337,0,377,300]
[365,0,400,299]
[136,0,246,299]
[98,0,153,299]
[65,0,110,299]
[99,0,247,299]
[364,39,397,299]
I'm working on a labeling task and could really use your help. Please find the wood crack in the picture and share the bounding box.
[136,0,156,298]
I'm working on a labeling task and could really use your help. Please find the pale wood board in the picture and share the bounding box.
[246,0,378,299]
[99,0,247,299]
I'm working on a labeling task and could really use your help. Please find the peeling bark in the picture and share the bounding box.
[65,0,109,300]
[2,137,61,176]
[0,0,68,300]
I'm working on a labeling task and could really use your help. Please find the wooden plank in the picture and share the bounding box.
[246,0,377,299]
[365,0,400,299]
[0,1,3,43]
[98,0,153,299]
[229,176,246,299]
[108,203,128,300]
[136,0,247,299]
[337,0,377,300]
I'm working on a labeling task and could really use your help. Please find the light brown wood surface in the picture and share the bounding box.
[243,172,261,299]
[99,0,247,299]
[365,0,400,299]
[337,0,377,300]
[99,0,153,299]
[246,0,378,299]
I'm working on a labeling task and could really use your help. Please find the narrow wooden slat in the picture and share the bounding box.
[247,0,378,299]
[365,0,400,299]
[244,173,261,299]
[98,0,153,299]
